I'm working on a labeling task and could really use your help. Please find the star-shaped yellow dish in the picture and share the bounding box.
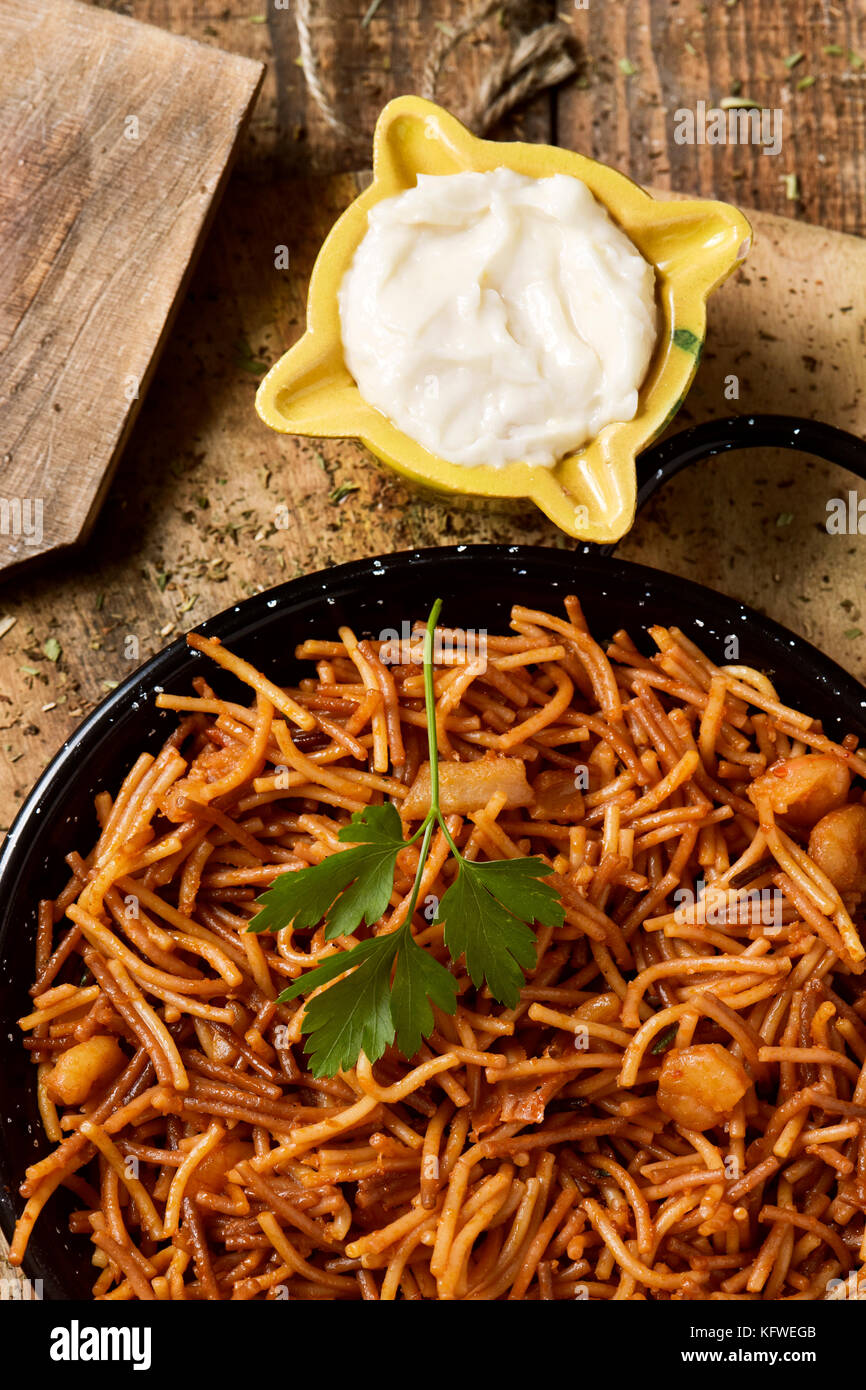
[256,96,751,543]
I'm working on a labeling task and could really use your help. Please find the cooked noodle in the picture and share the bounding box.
[9,600,866,1300]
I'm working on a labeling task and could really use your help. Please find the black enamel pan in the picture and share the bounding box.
[2,413,866,1299]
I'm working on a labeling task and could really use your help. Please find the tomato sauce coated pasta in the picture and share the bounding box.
[10,599,866,1300]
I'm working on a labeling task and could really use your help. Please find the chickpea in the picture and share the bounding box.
[45,1035,126,1107]
[657,1043,750,1131]
[808,803,866,896]
[749,754,850,827]
[575,992,621,1024]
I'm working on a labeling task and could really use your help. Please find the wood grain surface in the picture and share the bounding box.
[119,0,866,234]
[0,0,263,572]
[3,0,866,1293]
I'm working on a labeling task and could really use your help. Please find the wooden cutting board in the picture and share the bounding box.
[0,0,263,575]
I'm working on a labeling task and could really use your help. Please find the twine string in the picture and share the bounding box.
[294,0,357,140]
[294,0,578,142]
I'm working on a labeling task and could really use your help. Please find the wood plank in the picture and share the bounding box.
[104,1,866,235]
[125,0,556,174]
[558,0,866,236]
[0,0,263,572]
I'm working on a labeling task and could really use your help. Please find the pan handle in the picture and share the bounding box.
[595,413,866,556]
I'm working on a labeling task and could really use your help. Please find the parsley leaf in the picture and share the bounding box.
[277,926,456,1077]
[435,857,564,1009]
[280,935,399,1077]
[391,930,458,1059]
[247,802,405,938]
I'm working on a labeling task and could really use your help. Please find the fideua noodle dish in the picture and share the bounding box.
[9,596,866,1301]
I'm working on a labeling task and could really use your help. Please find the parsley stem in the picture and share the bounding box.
[436,811,462,859]
[423,598,443,817]
[392,598,471,937]
[401,816,435,930]
[389,603,443,935]
[422,599,463,862]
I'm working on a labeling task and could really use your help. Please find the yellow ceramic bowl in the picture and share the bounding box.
[256,96,752,543]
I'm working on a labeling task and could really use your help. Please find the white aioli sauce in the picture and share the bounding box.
[338,167,657,469]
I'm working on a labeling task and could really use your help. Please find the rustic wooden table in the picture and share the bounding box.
[3,0,866,1291]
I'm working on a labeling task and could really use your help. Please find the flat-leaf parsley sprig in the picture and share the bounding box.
[247,599,564,1077]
